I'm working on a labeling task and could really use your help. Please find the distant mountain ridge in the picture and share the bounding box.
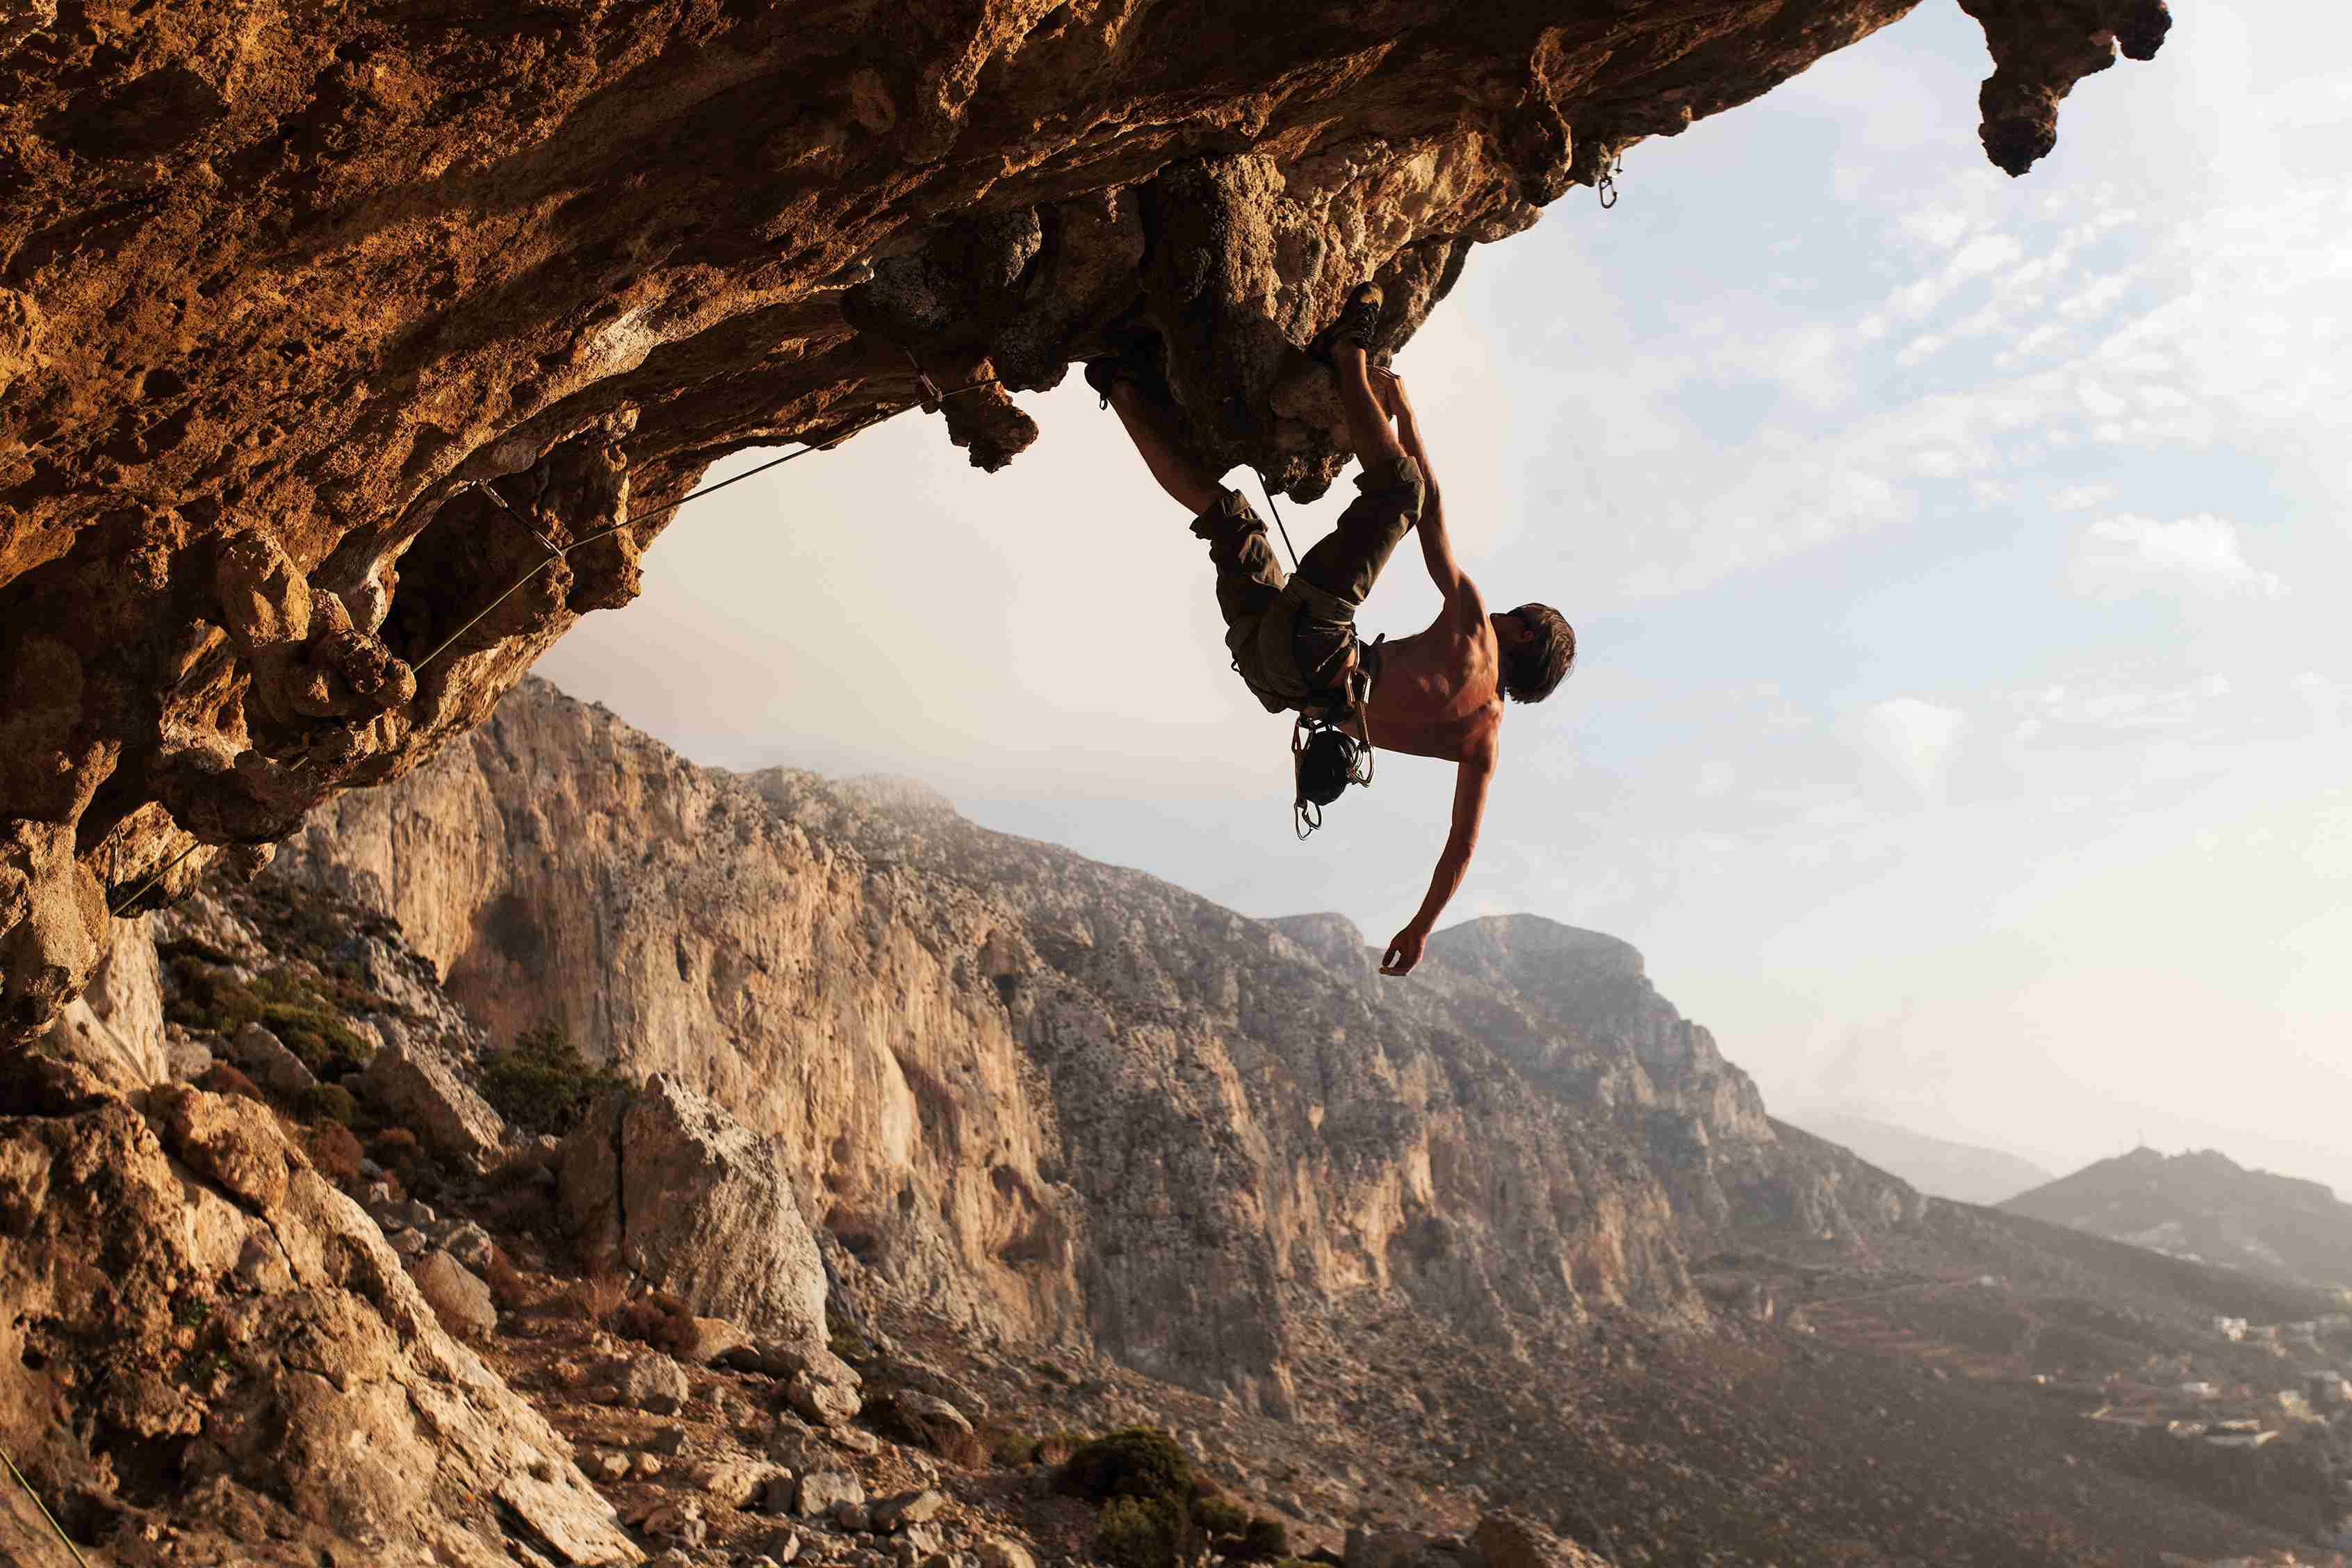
[2002,1146,2352,1293]
[1788,1109,2056,1206]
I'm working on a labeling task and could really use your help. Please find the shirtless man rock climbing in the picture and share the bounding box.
[1089,284,1576,977]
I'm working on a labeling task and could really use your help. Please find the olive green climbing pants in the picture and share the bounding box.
[1191,455,1426,714]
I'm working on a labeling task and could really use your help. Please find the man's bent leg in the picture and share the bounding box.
[1294,453,1426,609]
[1193,489,1286,643]
[1332,343,1408,474]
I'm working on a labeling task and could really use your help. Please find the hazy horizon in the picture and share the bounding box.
[540,0,2352,1196]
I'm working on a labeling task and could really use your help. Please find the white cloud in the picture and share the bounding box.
[1901,206,1973,250]
[2010,671,2236,735]
[2051,482,2115,512]
[2073,513,2285,600]
[1864,699,1966,797]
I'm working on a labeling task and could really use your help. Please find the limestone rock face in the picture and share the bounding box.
[556,1072,830,1346]
[0,0,2173,1043]
[31,913,166,1091]
[271,678,1922,1413]
[0,1055,639,1567]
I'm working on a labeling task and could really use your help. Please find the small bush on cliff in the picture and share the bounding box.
[1235,1517,1291,1562]
[1063,1429,1220,1568]
[306,1120,364,1184]
[609,1289,700,1357]
[477,1021,628,1137]
[1061,1428,1193,1503]
[1096,1496,1192,1568]
[302,1082,358,1125]
[168,960,377,1074]
[1059,1430,1288,1568]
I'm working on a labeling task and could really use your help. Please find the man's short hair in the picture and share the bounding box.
[1502,604,1576,703]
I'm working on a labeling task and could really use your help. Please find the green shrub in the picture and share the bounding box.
[475,1022,628,1137]
[1061,1428,1193,1503]
[1193,1495,1250,1539]
[302,1083,359,1125]
[167,961,376,1073]
[1096,1495,1189,1568]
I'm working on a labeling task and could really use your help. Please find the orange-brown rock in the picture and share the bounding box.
[0,1,2171,1038]
[0,1055,641,1565]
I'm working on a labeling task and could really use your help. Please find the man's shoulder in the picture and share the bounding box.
[1458,702,1503,767]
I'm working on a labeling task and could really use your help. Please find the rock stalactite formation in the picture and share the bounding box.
[1,1,2171,1038]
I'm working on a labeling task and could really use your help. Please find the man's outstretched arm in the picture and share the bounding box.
[1381,752,1495,977]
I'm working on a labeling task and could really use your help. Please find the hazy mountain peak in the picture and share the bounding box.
[2004,1144,2352,1291]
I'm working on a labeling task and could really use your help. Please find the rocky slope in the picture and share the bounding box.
[2005,1145,2352,1293]
[265,677,1923,1416]
[0,0,2175,1040]
[14,678,2339,1567]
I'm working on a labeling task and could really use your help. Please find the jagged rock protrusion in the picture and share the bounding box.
[1957,0,2175,174]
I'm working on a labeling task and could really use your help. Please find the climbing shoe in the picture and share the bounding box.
[1310,281,1387,365]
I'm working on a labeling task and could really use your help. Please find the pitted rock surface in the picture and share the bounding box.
[0,0,2172,1043]
[0,1056,641,1567]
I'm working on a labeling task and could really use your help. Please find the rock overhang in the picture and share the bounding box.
[0,0,2171,1039]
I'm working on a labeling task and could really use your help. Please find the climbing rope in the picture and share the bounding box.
[413,373,1000,678]
[1254,470,1305,573]
[106,840,202,920]
[2,1444,91,1567]
[409,373,1004,678]
[102,373,1002,923]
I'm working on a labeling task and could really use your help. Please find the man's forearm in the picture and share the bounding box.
[1407,844,1472,935]
[1393,405,1436,490]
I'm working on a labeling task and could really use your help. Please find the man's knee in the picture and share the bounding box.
[1190,486,1259,541]
[1357,454,1425,521]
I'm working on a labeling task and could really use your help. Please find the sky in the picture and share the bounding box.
[539,0,2352,1195]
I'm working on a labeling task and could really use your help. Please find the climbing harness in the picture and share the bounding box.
[1289,657,1378,840]
[1256,472,1381,840]
[1596,154,1622,209]
[103,371,1002,925]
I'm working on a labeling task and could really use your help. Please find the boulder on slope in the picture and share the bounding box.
[360,1025,509,1172]
[556,1073,827,1344]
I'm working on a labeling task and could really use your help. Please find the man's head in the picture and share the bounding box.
[1494,604,1576,703]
